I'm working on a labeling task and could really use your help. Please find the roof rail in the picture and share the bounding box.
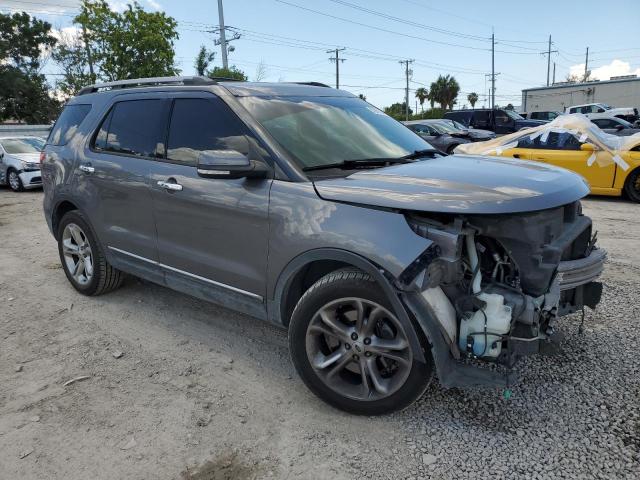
[77,76,221,95]
[293,82,332,88]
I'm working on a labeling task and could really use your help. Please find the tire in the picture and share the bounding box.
[289,269,433,415]
[7,169,24,192]
[57,210,124,296]
[624,169,640,203]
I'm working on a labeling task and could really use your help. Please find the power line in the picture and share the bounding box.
[324,0,489,42]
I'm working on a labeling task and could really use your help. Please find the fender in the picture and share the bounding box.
[269,247,427,363]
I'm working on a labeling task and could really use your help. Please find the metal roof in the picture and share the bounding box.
[522,76,640,93]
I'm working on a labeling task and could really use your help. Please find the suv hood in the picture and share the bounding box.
[515,119,548,128]
[313,154,589,214]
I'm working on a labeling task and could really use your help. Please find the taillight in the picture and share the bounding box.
[40,151,46,165]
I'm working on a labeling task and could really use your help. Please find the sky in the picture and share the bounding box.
[3,0,640,110]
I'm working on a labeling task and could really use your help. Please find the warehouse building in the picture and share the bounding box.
[521,76,640,113]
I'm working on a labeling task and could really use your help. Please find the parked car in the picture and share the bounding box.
[456,114,640,202]
[402,120,471,153]
[444,108,547,134]
[566,103,639,123]
[591,117,640,136]
[42,77,605,415]
[0,136,44,191]
[436,119,496,141]
[521,111,561,121]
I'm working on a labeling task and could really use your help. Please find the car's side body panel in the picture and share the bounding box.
[265,180,433,307]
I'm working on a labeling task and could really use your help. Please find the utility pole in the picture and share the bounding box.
[327,48,346,89]
[491,32,495,109]
[400,59,414,121]
[217,0,228,69]
[584,47,589,81]
[546,35,551,86]
[552,62,556,85]
[541,35,557,86]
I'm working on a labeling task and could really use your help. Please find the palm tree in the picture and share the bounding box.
[358,93,367,101]
[467,92,478,109]
[414,87,428,116]
[435,74,460,110]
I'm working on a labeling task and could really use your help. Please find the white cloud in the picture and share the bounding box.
[570,59,640,81]
[144,0,162,10]
[3,0,80,15]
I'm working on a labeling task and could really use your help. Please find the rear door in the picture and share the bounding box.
[78,94,169,283]
[148,93,273,317]
[470,110,492,131]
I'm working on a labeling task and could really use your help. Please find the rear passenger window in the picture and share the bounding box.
[93,100,167,158]
[48,104,91,146]
[472,111,491,128]
[166,98,252,165]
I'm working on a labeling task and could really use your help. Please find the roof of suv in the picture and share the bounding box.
[75,76,353,99]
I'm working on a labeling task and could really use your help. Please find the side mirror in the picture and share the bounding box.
[196,150,270,179]
[597,108,605,113]
[580,143,596,152]
[615,124,625,131]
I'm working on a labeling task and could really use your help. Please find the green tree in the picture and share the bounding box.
[430,75,460,110]
[414,87,428,116]
[53,0,180,93]
[467,92,478,109]
[207,65,247,81]
[52,28,95,97]
[384,102,412,120]
[0,12,60,123]
[194,45,215,76]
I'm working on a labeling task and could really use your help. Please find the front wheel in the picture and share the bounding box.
[289,269,433,415]
[7,169,24,192]
[624,169,640,203]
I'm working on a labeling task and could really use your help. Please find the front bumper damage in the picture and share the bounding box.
[395,202,606,389]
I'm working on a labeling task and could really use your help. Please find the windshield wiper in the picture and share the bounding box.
[303,157,410,172]
[400,149,439,160]
[302,150,438,172]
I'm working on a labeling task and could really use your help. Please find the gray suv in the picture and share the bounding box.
[42,77,605,415]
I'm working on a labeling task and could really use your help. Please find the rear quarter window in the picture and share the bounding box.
[47,104,91,146]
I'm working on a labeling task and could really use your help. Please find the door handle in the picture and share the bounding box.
[79,164,94,173]
[157,180,183,191]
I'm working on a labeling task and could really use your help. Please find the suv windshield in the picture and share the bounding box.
[0,137,45,154]
[239,96,435,170]
[504,110,524,120]
[430,121,459,134]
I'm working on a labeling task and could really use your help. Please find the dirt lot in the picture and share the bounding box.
[1,189,639,480]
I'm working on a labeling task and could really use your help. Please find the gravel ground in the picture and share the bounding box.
[1,189,639,480]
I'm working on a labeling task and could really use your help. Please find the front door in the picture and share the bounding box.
[148,94,273,317]
[525,131,616,189]
[78,95,169,284]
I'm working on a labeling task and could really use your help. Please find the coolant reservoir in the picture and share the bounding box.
[458,293,512,358]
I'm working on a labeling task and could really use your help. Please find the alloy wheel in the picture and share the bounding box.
[8,171,20,191]
[62,223,94,286]
[305,297,413,401]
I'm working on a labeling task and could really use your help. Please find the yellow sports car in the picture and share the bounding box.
[455,114,640,202]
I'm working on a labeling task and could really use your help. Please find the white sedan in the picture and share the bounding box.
[0,136,45,191]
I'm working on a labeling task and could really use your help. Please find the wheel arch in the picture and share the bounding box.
[269,248,426,363]
[52,199,81,240]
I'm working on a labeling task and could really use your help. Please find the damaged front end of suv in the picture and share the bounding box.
[310,154,606,390]
[402,201,604,386]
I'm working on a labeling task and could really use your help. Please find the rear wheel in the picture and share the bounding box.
[57,211,124,295]
[624,169,640,203]
[7,169,24,192]
[289,269,433,415]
